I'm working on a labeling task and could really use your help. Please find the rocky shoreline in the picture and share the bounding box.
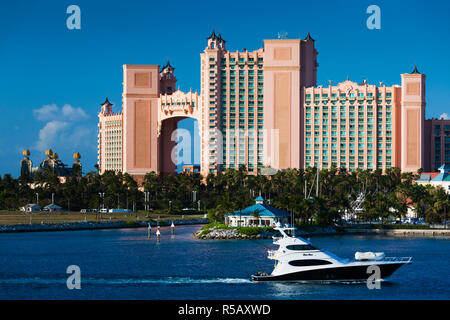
[193,226,339,240]
[193,227,276,239]
[0,218,209,233]
[193,225,450,239]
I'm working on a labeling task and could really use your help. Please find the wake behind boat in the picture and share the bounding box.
[252,226,412,282]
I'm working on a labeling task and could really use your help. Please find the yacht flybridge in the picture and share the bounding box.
[252,227,412,282]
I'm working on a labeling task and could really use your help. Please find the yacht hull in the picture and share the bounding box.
[252,262,406,282]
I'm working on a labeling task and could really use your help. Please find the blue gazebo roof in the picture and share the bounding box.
[255,195,264,202]
[226,197,290,218]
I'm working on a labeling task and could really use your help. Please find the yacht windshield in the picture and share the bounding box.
[286,244,317,251]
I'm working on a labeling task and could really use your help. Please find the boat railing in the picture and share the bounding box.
[382,257,412,263]
[267,250,277,259]
[272,236,282,244]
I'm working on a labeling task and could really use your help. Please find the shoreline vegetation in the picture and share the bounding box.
[193,222,450,239]
[1,166,449,236]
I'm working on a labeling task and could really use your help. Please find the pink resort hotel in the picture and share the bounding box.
[97,31,450,180]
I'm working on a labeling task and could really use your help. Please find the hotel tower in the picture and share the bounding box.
[97,31,450,180]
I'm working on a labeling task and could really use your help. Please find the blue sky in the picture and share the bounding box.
[0,0,449,176]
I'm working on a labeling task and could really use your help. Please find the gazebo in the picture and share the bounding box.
[225,196,290,227]
[43,204,62,212]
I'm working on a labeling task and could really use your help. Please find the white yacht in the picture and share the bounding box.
[252,227,412,282]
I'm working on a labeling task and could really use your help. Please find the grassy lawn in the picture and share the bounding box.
[0,210,206,225]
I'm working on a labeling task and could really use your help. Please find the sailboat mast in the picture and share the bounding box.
[316,166,319,198]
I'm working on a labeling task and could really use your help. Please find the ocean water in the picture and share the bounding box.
[0,225,448,300]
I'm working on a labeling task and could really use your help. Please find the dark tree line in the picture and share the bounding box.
[0,166,448,225]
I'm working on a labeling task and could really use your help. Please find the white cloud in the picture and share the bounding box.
[33,103,88,122]
[33,104,59,121]
[439,113,449,120]
[35,121,69,151]
[61,104,88,120]
[32,103,95,157]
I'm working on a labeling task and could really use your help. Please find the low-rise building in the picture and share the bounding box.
[43,204,62,212]
[415,164,450,194]
[225,196,290,227]
[20,204,41,212]
[20,149,82,182]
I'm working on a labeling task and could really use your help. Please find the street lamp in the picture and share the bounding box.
[35,193,39,206]
[98,192,105,210]
[169,200,172,211]
[144,191,149,211]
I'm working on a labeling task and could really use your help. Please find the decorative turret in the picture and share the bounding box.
[20,149,32,179]
[45,149,53,158]
[160,60,177,95]
[161,60,175,73]
[20,149,82,182]
[217,33,226,44]
[100,97,113,115]
[206,29,225,50]
[255,196,265,204]
[72,152,82,176]
[207,29,217,40]
[411,64,421,74]
[304,32,315,42]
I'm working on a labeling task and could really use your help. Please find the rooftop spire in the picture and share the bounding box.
[161,60,175,72]
[207,29,216,40]
[304,32,315,41]
[217,33,226,43]
[411,64,421,74]
[101,97,112,106]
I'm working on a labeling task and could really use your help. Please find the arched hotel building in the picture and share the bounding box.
[97,32,450,180]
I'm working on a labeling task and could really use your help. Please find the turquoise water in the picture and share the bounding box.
[0,225,448,299]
